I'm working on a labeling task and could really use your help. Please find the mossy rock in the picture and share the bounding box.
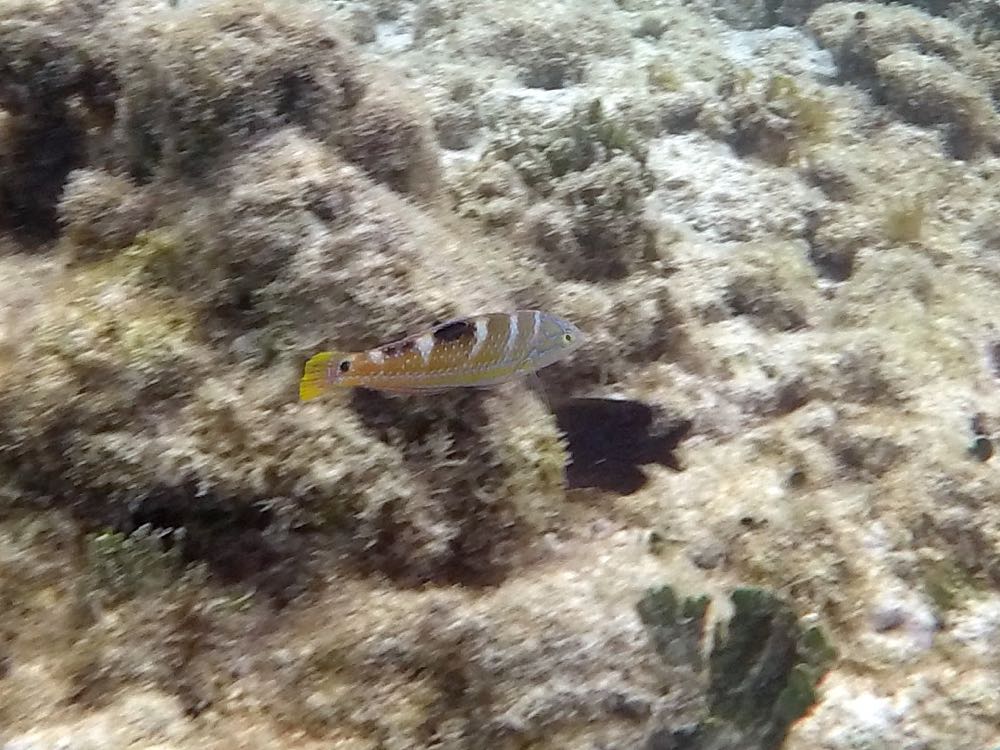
[110,0,367,179]
[488,98,651,194]
[637,585,711,668]
[85,525,203,605]
[719,71,834,166]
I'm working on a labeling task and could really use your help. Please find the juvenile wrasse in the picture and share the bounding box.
[300,310,583,401]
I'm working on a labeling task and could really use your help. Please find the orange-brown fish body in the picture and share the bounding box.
[300,310,582,400]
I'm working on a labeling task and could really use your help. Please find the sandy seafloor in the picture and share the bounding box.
[2,0,1000,748]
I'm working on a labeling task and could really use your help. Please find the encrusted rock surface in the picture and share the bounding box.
[2,0,1000,748]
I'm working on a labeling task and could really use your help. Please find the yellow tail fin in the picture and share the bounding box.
[299,352,336,402]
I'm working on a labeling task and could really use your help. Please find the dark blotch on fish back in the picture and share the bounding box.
[433,319,474,343]
[382,339,416,358]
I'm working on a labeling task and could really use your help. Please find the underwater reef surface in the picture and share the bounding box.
[2,0,1000,747]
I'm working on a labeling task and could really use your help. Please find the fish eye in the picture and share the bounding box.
[563,332,574,343]
[338,359,351,373]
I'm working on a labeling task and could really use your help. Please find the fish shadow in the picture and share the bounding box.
[554,397,692,495]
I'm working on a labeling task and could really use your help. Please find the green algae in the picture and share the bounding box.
[488,97,650,194]
[32,260,202,402]
[920,556,988,614]
[709,589,835,736]
[85,525,199,604]
[884,196,926,244]
[496,423,569,525]
[719,70,836,165]
[646,62,684,92]
[638,584,836,750]
[48,230,204,364]
[120,230,188,285]
[764,74,832,148]
[63,228,190,297]
[637,585,711,668]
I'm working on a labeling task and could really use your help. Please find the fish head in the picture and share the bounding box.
[326,353,356,385]
[527,313,584,370]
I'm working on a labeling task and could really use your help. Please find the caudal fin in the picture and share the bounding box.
[299,352,336,402]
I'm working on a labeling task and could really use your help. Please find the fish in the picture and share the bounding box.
[299,310,583,401]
